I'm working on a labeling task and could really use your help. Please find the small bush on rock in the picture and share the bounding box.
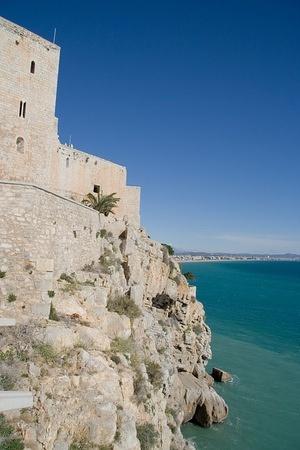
[162,243,174,256]
[0,271,6,278]
[0,374,15,390]
[99,248,122,273]
[47,290,55,298]
[0,414,24,449]
[107,295,141,320]
[145,360,164,390]
[82,261,95,272]
[49,303,59,321]
[193,324,202,335]
[183,271,195,281]
[136,423,159,450]
[7,293,16,303]
[35,343,57,364]
[58,272,95,293]
[111,337,134,355]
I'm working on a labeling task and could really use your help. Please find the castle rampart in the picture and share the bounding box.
[0,16,140,226]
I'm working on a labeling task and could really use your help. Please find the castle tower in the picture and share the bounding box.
[0,17,60,187]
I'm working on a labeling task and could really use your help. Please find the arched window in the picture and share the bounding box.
[30,61,35,74]
[16,137,24,153]
[66,157,70,168]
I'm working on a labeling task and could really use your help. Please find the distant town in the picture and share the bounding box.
[173,252,300,263]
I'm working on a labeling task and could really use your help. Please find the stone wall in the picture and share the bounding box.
[0,181,115,317]
[0,16,60,188]
[50,144,140,226]
[0,16,141,226]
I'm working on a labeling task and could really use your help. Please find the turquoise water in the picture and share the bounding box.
[181,261,300,450]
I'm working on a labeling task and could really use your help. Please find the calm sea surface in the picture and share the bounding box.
[181,261,300,450]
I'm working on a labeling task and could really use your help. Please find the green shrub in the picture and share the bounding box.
[98,229,107,238]
[0,438,24,450]
[136,423,159,450]
[82,261,95,272]
[162,243,174,256]
[48,290,55,298]
[99,248,122,273]
[166,406,177,419]
[110,354,121,365]
[0,414,24,449]
[111,337,134,355]
[0,415,13,438]
[193,324,202,335]
[0,349,14,362]
[49,303,59,321]
[0,271,6,278]
[183,271,195,281]
[145,360,164,390]
[59,273,74,283]
[58,272,94,293]
[7,293,16,303]
[107,295,141,320]
[35,343,57,363]
[0,375,14,391]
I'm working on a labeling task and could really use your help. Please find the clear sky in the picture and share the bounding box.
[2,0,300,253]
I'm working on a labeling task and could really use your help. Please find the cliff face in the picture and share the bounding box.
[0,217,227,450]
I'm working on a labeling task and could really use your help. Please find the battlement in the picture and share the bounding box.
[0,16,59,51]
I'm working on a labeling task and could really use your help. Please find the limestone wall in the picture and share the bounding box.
[0,181,112,316]
[0,16,141,226]
[0,17,60,188]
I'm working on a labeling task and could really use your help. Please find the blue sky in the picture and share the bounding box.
[3,0,300,253]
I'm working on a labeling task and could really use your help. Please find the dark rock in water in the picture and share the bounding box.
[211,367,232,382]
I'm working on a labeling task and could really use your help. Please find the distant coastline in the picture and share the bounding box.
[174,253,300,263]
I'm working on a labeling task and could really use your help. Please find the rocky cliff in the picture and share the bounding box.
[0,217,228,449]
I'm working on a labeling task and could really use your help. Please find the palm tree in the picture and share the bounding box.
[82,190,120,216]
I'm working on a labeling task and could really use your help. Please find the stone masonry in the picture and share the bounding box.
[0,16,140,226]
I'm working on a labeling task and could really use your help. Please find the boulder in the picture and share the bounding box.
[77,326,110,351]
[89,402,117,445]
[193,387,228,427]
[211,367,232,382]
[177,372,206,422]
[43,325,76,351]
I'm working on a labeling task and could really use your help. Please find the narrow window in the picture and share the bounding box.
[93,185,100,194]
[16,137,24,153]
[22,102,26,118]
[19,101,23,117]
[66,157,70,168]
[30,61,35,74]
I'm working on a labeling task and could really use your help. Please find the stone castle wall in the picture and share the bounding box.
[51,144,140,226]
[0,17,60,189]
[0,181,115,317]
[0,16,140,226]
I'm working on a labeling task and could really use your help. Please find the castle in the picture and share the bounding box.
[0,16,140,226]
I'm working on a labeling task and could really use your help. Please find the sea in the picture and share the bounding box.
[181,261,300,450]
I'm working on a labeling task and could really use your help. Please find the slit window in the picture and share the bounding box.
[93,185,100,194]
[22,102,26,118]
[30,61,35,74]
[19,101,23,117]
[16,137,24,153]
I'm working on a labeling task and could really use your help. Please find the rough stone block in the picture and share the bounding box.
[36,258,54,272]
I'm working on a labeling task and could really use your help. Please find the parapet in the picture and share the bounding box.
[0,16,59,51]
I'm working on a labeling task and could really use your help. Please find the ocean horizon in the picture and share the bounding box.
[181,261,300,450]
